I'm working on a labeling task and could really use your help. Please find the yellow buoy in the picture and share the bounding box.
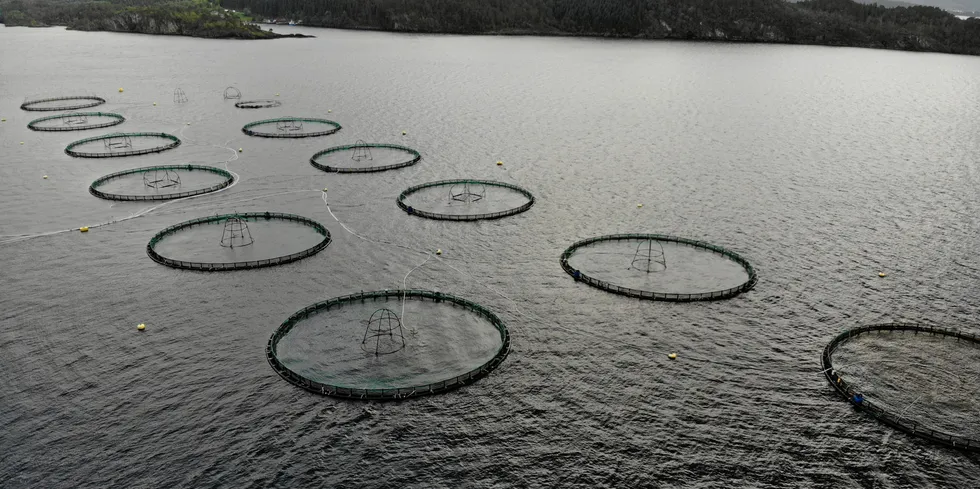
[668,353,677,360]
[435,249,443,255]
[238,148,243,152]
[20,142,24,145]
[323,187,328,192]
[118,88,124,93]
[153,102,157,106]
[43,175,48,179]
[637,203,643,208]
[79,226,89,232]
[496,161,503,166]
[878,272,887,278]
[1,118,6,122]
[402,131,407,135]
[137,323,145,331]
[186,122,191,125]
[327,109,332,113]
[275,93,280,96]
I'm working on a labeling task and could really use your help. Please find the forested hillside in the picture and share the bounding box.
[0,0,305,38]
[220,0,980,55]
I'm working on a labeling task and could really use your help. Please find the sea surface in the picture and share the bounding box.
[1,24,980,488]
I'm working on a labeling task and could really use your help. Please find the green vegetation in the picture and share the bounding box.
[219,0,980,55]
[0,0,307,38]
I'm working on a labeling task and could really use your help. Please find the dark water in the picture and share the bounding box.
[2,24,980,488]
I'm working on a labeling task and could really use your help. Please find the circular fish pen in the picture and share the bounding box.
[310,142,421,173]
[396,179,535,221]
[823,323,980,451]
[267,289,511,400]
[560,234,757,301]
[20,96,106,112]
[89,165,234,201]
[27,112,125,132]
[235,100,282,109]
[147,212,331,271]
[65,132,181,158]
[242,117,341,138]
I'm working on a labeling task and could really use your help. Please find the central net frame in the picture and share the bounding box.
[361,308,407,356]
[20,95,106,112]
[242,117,342,139]
[65,132,181,158]
[219,216,255,248]
[89,165,234,202]
[266,289,511,401]
[396,179,535,221]
[560,233,758,302]
[27,112,125,132]
[147,212,331,271]
[310,143,422,173]
[223,87,242,100]
[174,88,188,104]
[822,323,980,452]
[143,168,181,189]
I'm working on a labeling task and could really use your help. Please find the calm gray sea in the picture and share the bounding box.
[2,24,980,488]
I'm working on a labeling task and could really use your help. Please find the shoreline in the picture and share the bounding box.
[258,23,979,57]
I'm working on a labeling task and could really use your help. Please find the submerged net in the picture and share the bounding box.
[560,234,757,301]
[310,143,421,173]
[65,132,181,158]
[267,290,511,400]
[147,212,331,271]
[397,179,535,221]
[241,117,342,138]
[27,112,125,132]
[235,100,281,109]
[89,165,233,201]
[823,323,980,451]
[21,96,106,112]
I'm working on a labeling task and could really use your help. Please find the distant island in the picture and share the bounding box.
[0,0,311,39]
[218,0,980,56]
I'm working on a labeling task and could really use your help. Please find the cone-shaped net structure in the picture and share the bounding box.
[219,216,254,248]
[223,87,241,100]
[62,112,89,126]
[629,238,667,273]
[103,135,132,151]
[143,168,181,189]
[351,139,373,162]
[361,307,406,356]
[174,88,188,104]
[449,182,486,203]
[276,119,304,133]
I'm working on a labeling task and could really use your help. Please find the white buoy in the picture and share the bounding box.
[153,102,157,106]
[238,148,243,152]
[323,187,328,192]
[43,175,48,179]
